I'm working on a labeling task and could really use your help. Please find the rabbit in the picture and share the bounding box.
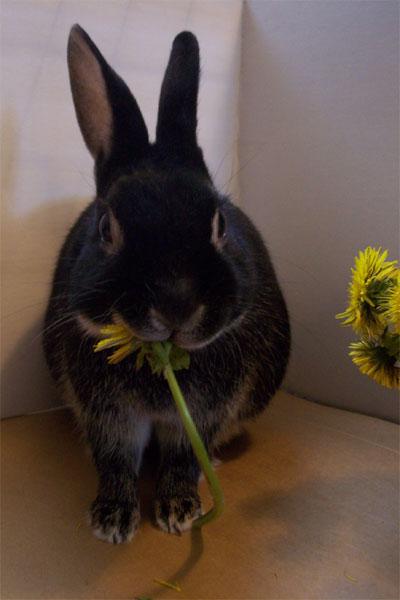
[43,24,290,544]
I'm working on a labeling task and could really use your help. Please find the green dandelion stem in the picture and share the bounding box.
[152,342,224,527]
[94,326,224,525]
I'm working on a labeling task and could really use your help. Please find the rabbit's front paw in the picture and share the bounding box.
[155,491,202,535]
[89,496,139,544]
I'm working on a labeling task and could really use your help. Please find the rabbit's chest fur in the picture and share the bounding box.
[59,321,247,412]
[53,335,248,453]
[48,295,283,444]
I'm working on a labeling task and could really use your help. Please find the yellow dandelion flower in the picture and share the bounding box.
[349,339,400,389]
[336,247,398,335]
[93,322,137,361]
[99,324,129,337]
[380,270,400,334]
[107,343,136,364]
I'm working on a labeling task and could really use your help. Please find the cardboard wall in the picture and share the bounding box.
[2,0,398,422]
[239,1,399,422]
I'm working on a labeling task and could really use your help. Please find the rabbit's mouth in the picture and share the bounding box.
[172,329,223,351]
[76,311,228,355]
[77,310,233,353]
[111,312,171,343]
[113,311,216,351]
[174,311,246,351]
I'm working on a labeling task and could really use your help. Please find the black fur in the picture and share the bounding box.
[43,26,290,543]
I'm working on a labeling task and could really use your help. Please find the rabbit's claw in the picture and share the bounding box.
[89,496,139,544]
[155,492,202,535]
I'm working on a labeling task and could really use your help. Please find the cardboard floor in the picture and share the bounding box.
[1,392,399,599]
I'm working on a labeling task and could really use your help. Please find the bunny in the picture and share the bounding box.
[43,25,290,544]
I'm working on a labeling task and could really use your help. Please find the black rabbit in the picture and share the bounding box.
[43,25,290,543]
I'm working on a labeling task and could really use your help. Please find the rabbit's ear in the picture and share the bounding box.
[156,32,203,158]
[67,25,149,192]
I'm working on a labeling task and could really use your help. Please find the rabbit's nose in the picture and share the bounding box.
[150,305,205,334]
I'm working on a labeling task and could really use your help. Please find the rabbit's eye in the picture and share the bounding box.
[99,213,112,244]
[98,211,124,254]
[211,209,226,250]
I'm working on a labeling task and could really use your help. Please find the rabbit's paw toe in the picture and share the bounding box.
[155,492,202,535]
[89,497,139,544]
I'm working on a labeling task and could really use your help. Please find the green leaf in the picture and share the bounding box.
[169,345,190,371]
[146,352,164,375]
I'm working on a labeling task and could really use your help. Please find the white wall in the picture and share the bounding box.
[240,1,399,421]
[1,0,242,417]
